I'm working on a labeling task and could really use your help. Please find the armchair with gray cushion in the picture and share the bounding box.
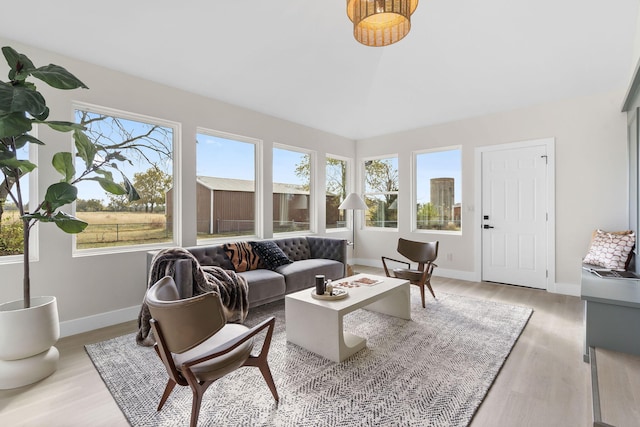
[145,276,279,427]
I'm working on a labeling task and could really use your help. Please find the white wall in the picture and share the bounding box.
[0,38,355,334]
[0,37,629,334]
[355,89,629,294]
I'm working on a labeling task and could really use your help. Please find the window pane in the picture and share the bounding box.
[0,144,29,256]
[196,133,256,238]
[416,149,462,231]
[326,157,347,229]
[364,157,398,229]
[74,110,174,249]
[273,147,310,233]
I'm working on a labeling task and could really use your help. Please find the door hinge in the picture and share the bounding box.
[541,154,548,164]
[546,270,549,278]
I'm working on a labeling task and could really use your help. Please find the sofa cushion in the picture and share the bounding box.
[223,242,261,272]
[276,258,345,294]
[238,269,286,306]
[251,241,292,270]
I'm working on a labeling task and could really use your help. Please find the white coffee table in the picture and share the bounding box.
[285,274,411,362]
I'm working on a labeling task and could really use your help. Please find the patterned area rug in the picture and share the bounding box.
[85,290,532,426]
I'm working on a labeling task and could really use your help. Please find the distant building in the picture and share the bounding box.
[166,176,309,234]
[430,178,455,221]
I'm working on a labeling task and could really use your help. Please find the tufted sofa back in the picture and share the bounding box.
[275,237,311,261]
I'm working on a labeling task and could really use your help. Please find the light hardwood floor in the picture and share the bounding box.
[1,266,638,426]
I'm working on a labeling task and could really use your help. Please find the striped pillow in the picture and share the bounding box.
[223,242,261,272]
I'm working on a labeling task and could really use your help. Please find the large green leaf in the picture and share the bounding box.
[122,175,141,201]
[32,64,88,90]
[51,211,87,233]
[73,130,96,169]
[42,120,85,132]
[86,176,127,195]
[52,152,75,182]
[44,182,77,211]
[0,83,47,117]
[2,47,35,81]
[0,112,32,138]
[0,157,37,174]
[14,134,45,148]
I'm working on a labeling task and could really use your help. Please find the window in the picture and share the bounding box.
[273,146,311,233]
[74,107,175,250]
[415,147,461,232]
[196,131,258,239]
[364,156,398,229]
[0,142,34,258]
[326,156,347,229]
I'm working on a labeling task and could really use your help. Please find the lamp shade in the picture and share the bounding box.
[338,193,368,210]
[347,0,419,47]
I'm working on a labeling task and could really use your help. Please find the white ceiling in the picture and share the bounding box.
[1,0,639,140]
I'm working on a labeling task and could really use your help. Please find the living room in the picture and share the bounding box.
[1,1,640,426]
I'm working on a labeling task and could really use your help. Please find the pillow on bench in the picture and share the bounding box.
[583,229,635,270]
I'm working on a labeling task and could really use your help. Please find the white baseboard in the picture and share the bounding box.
[354,257,580,296]
[550,282,581,297]
[60,305,139,338]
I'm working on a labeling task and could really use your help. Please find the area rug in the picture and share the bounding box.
[85,290,532,427]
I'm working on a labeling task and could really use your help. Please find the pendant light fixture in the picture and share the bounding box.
[347,0,419,47]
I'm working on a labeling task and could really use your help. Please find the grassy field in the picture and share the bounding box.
[1,211,171,251]
[75,212,171,249]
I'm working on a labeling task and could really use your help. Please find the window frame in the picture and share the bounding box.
[325,153,351,233]
[71,102,181,257]
[362,154,399,231]
[195,128,262,243]
[272,143,315,236]
[412,145,462,235]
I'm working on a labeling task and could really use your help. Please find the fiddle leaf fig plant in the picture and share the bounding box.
[0,47,140,308]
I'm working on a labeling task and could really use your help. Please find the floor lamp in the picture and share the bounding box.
[338,193,368,253]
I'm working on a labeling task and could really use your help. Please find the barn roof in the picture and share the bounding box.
[197,176,308,195]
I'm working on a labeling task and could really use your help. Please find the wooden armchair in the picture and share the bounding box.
[146,276,278,427]
[381,239,439,308]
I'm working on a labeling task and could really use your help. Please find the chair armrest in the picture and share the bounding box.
[183,316,276,367]
[381,256,411,277]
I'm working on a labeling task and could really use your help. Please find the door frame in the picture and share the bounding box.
[473,137,556,291]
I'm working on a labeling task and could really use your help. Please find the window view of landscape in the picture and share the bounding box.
[73,109,174,249]
[273,147,311,234]
[415,148,462,231]
[195,132,256,239]
[364,157,399,228]
[326,157,347,229]
[0,145,30,257]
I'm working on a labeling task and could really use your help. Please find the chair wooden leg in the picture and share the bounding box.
[158,379,177,411]
[426,279,436,299]
[188,380,213,427]
[246,355,279,402]
[418,284,426,308]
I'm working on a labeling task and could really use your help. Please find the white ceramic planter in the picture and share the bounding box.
[0,296,60,389]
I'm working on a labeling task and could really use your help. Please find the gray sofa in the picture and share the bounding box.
[148,236,347,308]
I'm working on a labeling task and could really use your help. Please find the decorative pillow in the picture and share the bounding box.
[583,229,635,270]
[223,242,261,272]
[250,241,292,271]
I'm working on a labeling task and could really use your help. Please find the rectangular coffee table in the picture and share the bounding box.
[285,274,411,362]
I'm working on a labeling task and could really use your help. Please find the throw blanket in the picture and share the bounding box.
[136,247,249,346]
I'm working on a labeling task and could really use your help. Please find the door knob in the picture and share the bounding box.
[483,224,494,229]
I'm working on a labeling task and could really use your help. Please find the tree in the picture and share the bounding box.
[132,167,172,213]
[364,159,399,227]
[75,198,104,212]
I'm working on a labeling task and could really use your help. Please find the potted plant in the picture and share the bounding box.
[0,47,139,389]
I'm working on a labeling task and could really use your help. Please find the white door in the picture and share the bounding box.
[481,144,548,289]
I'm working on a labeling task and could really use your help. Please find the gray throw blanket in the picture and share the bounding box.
[136,247,249,346]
